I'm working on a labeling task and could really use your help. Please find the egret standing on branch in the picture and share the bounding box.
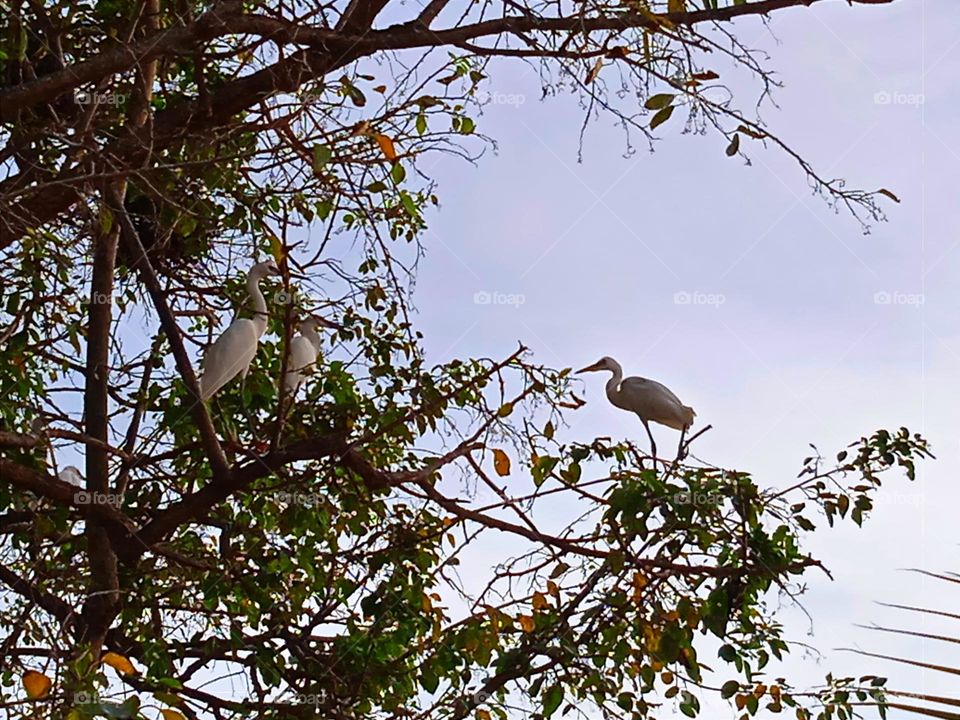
[283,316,340,397]
[577,356,695,462]
[199,260,281,401]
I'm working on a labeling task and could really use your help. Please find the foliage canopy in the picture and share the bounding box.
[0,0,923,719]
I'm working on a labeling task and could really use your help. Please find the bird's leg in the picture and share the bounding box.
[642,419,657,470]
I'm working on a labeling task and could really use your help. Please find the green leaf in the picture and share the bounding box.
[312,145,332,172]
[542,684,564,717]
[650,105,675,130]
[645,93,675,110]
[725,133,740,157]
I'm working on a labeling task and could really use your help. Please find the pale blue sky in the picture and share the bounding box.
[414,0,959,712]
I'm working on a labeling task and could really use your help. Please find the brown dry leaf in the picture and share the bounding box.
[22,670,52,699]
[532,591,549,610]
[877,187,901,203]
[375,133,398,161]
[492,448,511,477]
[350,120,371,136]
[585,57,603,84]
[102,651,137,676]
[518,614,536,632]
[160,711,188,720]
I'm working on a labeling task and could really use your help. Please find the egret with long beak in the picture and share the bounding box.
[577,356,695,462]
[199,260,282,401]
[283,316,340,397]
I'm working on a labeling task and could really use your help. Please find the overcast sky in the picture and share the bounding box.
[413,0,958,713]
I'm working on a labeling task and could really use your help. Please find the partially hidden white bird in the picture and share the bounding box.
[199,260,281,401]
[283,316,339,396]
[577,356,695,461]
[58,466,84,488]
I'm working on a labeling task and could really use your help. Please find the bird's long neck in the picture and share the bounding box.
[246,272,269,337]
[301,324,322,351]
[603,361,624,406]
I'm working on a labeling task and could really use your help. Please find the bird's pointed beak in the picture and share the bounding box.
[576,361,604,374]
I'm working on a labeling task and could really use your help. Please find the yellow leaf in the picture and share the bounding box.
[476,711,492,720]
[102,651,137,676]
[160,711,187,720]
[375,133,398,161]
[667,0,686,12]
[532,591,549,610]
[268,232,284,262]
[492,449,511,477]
[518,614,536,632]
[22,670,52,699]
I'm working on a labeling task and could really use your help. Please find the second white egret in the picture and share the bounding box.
[283,316,339,396]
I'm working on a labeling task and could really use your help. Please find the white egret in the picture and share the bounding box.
[283,316,339,396]
[199,260,281,401]
[577,356,695,461]
[58,466,84,488]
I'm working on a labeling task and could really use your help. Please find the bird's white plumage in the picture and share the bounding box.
[283,317,336,396]
[199,318,261,400]
[616,376,691,430]
[58,466,84,487]
[199,260,280,401]
[284,328,320,396]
